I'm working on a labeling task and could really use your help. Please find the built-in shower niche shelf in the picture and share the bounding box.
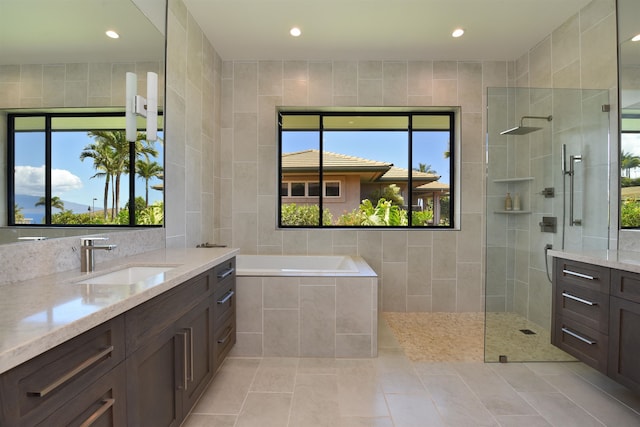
[494,210,531,214]
[492,177,535,183]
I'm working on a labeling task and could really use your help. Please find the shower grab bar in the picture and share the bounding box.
[562,269,595,281]
[569,155,582,226]
[562,292,597,306]
[561,327,596,345]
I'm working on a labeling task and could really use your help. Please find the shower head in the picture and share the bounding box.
[500,115,552,135]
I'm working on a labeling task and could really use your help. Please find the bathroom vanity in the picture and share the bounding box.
[551,251,640,394]
[0,248,237,427]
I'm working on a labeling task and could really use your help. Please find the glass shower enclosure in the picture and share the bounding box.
[485,87,610,362]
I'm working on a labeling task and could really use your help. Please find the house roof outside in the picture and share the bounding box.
[282,149,441,185]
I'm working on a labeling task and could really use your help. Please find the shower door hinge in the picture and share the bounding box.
[602,104,611,112]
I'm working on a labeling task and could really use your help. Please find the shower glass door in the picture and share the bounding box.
[485,87,610,362]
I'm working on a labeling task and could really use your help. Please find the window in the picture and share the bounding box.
[621,111,640,228]
[282,180,342,198]
[278,110,456,228]
[9,112,164,226]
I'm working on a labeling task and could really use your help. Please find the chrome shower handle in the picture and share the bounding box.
[569,154,582,227]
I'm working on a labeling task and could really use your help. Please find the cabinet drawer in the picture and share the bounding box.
[553,315,608,373]
[213,281,235,326]
[126,270,212,353]
[213,258,235,293]
[0,317,125,427]
[213,315,235,367]
[611,269,640,304]
[554,282,609,334]
[35,362,127,427]
[555,258,610,293]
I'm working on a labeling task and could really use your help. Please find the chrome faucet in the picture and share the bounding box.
[80,237,117,272]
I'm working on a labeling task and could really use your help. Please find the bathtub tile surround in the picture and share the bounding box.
[233,256,378,358]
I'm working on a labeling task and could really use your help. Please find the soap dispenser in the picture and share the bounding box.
[513,193,521,211]
[504,193,513,211]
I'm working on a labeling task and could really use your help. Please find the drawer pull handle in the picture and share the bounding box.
[186,327,194,382]
[177,331,189,390]
[28,346,114,397]
[217,290,235,304]
[561,327,596,345]
[217,268,235,280]
[562,292,597,306]
[217,327,233,344]
[562,269,595,281]
[79,398,115,427]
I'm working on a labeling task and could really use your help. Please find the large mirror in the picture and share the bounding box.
[619,0,640,228]
[0,0,166,243]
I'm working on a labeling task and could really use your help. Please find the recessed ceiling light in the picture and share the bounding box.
[452,28,464,38]
[632,33,640,42]
[290,27,302,37]
[106,30,120,39]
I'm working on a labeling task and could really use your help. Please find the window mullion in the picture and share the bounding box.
[45,115,52,225]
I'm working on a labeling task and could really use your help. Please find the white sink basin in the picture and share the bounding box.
[77,266,175,285]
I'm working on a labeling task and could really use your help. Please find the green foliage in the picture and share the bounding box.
[51,210,105,225]
[337,198,408,226]
[621,177,640,187]
[621,199,640,228]
[367,184,404,206]
[281,203,332,226]
[137,201,164,225]
[411,209,434,226]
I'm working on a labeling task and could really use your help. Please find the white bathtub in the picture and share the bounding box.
[236,254,371,276]
[232,254,378,358]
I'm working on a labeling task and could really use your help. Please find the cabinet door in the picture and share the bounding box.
[179,298,214,412]
[126,326,185,427]
[608,296,640,393]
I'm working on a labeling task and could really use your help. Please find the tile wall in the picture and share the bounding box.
[218,59,495,312]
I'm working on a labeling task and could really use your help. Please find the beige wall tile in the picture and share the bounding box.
[300,285,336,357]
[263,309,299,356]
[337,278,373,334]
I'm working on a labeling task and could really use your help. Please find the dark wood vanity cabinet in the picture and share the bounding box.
[608,270,640,392]
[0,317,127,427]
[0,257,236,427]
[552,258,610,373]
[126,258,236,427]
[552,258,640,394]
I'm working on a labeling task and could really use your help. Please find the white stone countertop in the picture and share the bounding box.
[0,247,238,374]
[548,249,640,274]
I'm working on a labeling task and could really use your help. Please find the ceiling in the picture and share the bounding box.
[0,0,164,65]
[183,0,593,61]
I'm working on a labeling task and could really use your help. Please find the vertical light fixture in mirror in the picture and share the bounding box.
[126,71,158,142]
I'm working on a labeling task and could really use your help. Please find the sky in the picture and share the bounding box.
[14,131,164,211]
[282,130,451,183]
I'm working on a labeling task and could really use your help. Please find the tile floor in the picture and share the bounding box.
[183,317,640,427]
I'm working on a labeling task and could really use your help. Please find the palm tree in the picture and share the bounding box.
[35,196,65,210]
[621,151,640,178]
[415,163,437,174]
[80,141,117,220]
[84,130,157,219]
[136,159,163,206]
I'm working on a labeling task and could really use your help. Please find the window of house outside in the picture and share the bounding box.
[9,112,164,227]
[278,110,456,228]
[620,113,640,228]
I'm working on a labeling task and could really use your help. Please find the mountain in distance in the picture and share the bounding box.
[15,194,96,224]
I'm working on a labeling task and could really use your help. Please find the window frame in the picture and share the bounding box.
[277,108,460,229]
[7,111,164,228]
